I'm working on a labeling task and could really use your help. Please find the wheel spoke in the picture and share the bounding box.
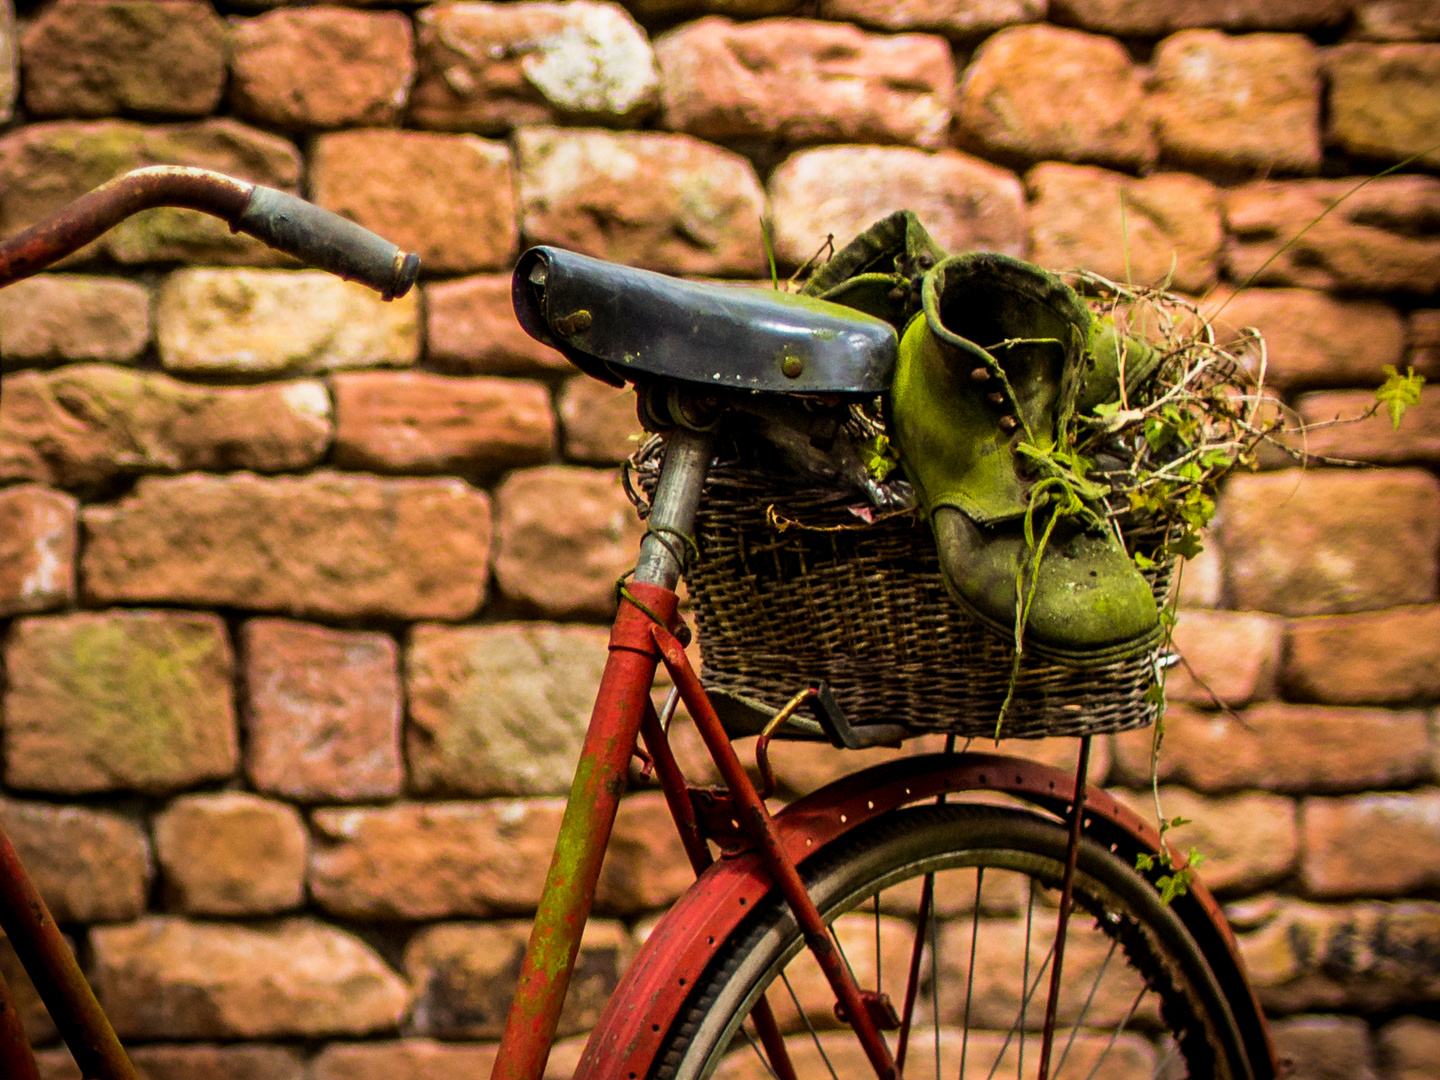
[895,873,935,1075]
[1052,937,1118,1079]
[1017,885,1034,1080]
[1080,984,1149,1080]
[780,970,841,1080]
[740,1020,781,1080]
[981,941,1055,1080]
[957,867,984,1080]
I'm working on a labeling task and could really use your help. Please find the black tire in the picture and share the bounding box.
[652,804,1255,1080]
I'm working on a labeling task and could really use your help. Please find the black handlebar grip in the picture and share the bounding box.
[235,186,420,301]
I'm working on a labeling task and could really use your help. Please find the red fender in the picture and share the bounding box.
[574,752,1275,1080]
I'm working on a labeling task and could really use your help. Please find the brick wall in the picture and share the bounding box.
[0,0,1438,1078]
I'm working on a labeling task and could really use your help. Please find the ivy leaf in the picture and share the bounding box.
[1134,853,1155,872]
[1162,532,1205,560]
[1376,365,1425,430]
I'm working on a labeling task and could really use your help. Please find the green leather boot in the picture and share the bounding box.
[802,210,948,330]
[890,253,1161,667]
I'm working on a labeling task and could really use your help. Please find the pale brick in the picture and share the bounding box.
[154,792,307,915]
[1326,44,1440,170]
[242,619,402,802]
[312,130,517,275]
[656,17,953,149]
[128,1044,305,1080]
[0,485,75,616]
[1235,898,1440,1012]
[1201,288,1405,391]
[1218,469,1440,616]
[817,0,1042,37]
[1026,163,1221,294]
[1284,606,1440,705]
[1149,31,1321,175]
[0,119,301,267]
[0,275,149,365]
[558,377,642,465]
[3,609,237,795]
[20,0,227,118]
[82,472,492,621]
[492,465,646,618]
[1301,791,1440,898]
[0,366,332,489]
[406,622,609,796]
[1270,1015,1377,1080]
[156,269,419,375]
[405,920,630,1038]
[1378,1016,1440,1080]
[1224,176,1440,294]
[231,7,416,129]
[1175,541,1223,608]
[769,146,1025,267]
[1352,0,1440,42]
[0,931,55,1045]
[1050,0,1348,33]
[91,917,409,1039]
[333,372,555,475]
[1167,609,1282,707]
[312,1041,500,1080]
[1115,786,1297,895]
[955,24,1154,171]
[309,800,563,919]
[595,791,695,914]
[515,127,766,277]
[1113,702,1430,793]
[411,1,658,132]
[424,275,570,376]
[0,797,150,922]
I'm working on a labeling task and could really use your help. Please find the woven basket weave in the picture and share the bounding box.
[639,445,1173,740]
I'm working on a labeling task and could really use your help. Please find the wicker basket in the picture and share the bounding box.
[638,445,1173,741]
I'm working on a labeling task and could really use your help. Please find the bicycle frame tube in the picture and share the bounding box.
[492,427,715,1080]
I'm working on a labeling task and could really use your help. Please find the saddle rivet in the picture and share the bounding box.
[781,355,804,379]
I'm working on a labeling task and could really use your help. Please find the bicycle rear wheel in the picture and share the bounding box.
[651,803,1255,1080]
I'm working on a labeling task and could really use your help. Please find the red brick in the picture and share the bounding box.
[1270,1015,1377,1080]
[312,1041,500,1080]
[0,931,55,1045]
[0,2,13,125]
[492,465,646,618]
[406,622,609,797]
[405,919,630,1038]
[0,119,301,267]
[1224,176,1440,294]
[1294,389,1440,468]
[230,7,415,130]
[1409,309,1440,379]
[153,792,307,915]
[91,917,409,1039]
[1352,0,1440,42]
[81,472,492,621]
[1050,0,1348,33]
[3,610,237,795]
[1200,288,1405,391]
[955,24,1154,171]
[0,366,332,489]
[595,792,695,914]
[0,274,149,364]
[1378,1016,1440,1080]
[1149,31,1321,175]
[558,377,641,465]
[1301,791,1440,898]
[424,275,570,376]
[1285,605,1440,705]
[242,618,402,803]
[1167,609,1282,707]
[769,145,1025,267]
[309,800,563,919]
[334,372,555,475]
[1026,163,1220,294]
[20,0,226,118]
[1326,44,1440,170]
[1112,702,1430,794]
[656,17,953,149]
[0,797,150,922]
[817,0,1043,36]
[312,130,516,276]
[411,1,658,133]
[157,269,420,375]
[515,127,766,277]
[128,1045,305,1080]
[1175,540,1223,608]
[1218,469,1440,616]
[0,485,74,617]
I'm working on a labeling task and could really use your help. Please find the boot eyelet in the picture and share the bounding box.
[969,367,991,383]
[986,391,1006,405]
[998,416,1019,432]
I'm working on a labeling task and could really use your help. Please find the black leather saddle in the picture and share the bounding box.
[512,247,898,394]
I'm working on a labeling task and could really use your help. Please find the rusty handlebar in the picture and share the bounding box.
[0,166,420,300]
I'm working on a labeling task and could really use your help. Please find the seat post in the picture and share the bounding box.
[635,426,715,588]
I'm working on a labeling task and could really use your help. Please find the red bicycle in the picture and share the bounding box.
[0,171,1275,1080]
